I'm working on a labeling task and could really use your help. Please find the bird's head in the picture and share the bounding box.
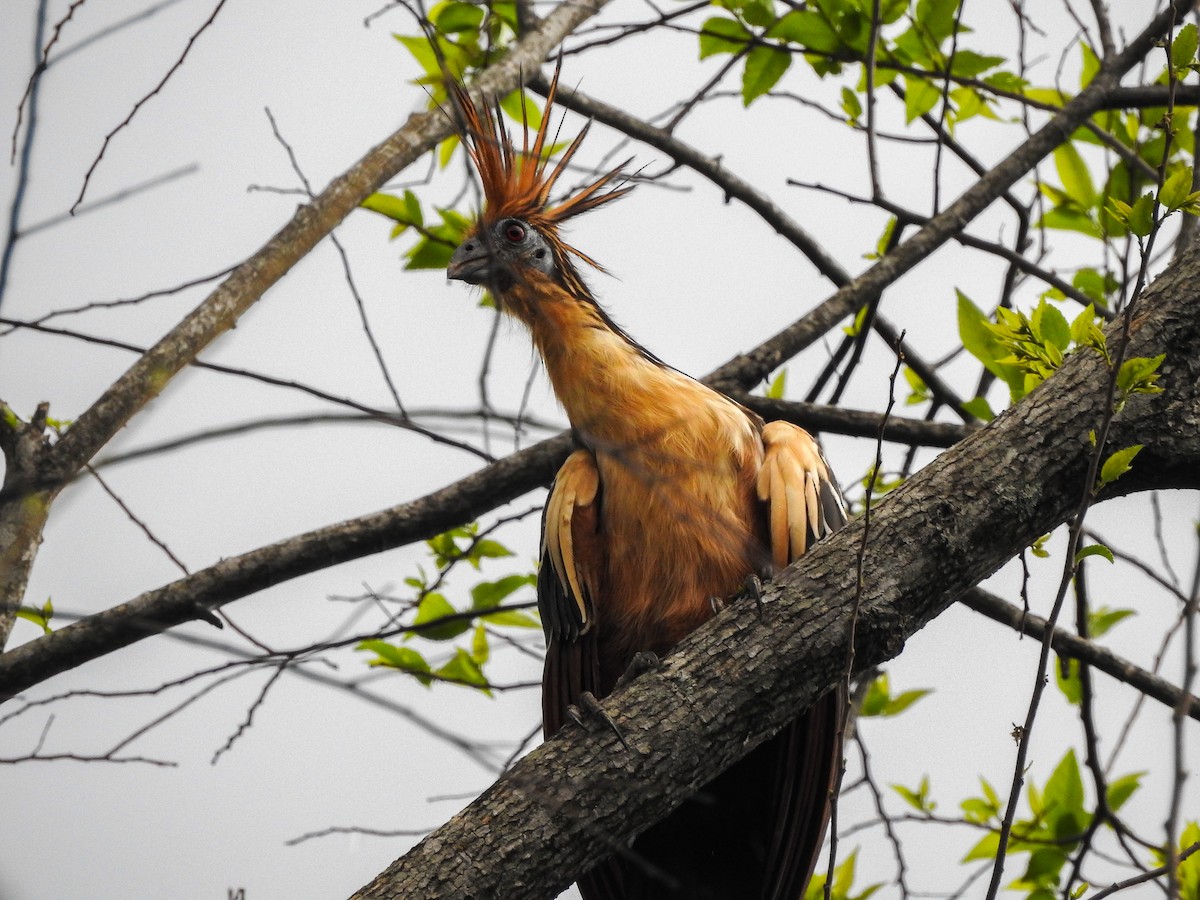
[446,65,631,306]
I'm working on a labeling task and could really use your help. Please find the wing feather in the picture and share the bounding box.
[758,421,847,567]
[541,450,600,642]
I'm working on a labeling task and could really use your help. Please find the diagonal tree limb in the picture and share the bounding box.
[347,231,1200,900]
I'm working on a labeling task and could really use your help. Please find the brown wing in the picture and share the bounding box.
[756,421,847,899]
[538,449,603,737]
[539,451,632,900]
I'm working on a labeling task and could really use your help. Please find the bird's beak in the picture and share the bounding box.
[447,241,492,285]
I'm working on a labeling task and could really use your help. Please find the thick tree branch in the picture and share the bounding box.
[0,434,570,701]
[348,239,1200,900]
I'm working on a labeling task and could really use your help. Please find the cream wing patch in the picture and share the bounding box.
[757,421,847,569]
[543,449,600,632]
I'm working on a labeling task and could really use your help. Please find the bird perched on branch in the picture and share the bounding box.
[447,65,846,900]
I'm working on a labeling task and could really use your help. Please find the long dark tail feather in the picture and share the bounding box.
[571,689,843,900]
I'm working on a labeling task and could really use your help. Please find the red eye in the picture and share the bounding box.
[504,222,526,242]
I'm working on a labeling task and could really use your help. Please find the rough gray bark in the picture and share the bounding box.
[349,246,1200,900]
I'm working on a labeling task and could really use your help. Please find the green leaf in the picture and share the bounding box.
[1172,22,1199,74]
[902,366,930,405]
[470,623,489,664]
[480,608,540,628]
[961,396,995,421]
[435,648,490,693]
[361,192,421,226]
[406,237,456,270]
[1096,444,1144,492]
[412,592,471,641]
[498,90,543,131]
[1053,143,1097,209]
[860,672,891,717]
[1043,749,1086,837]
[699,16,751,58]
[985,70,1029,94]
[1108,192,1156,237]
[1039,205,1102,239]
[960,797,994,824]
[840,86,863,122]
[768,10,842,53]
[950,50,1005,78]
[861,672,931,717]
[739,0,776,28]
[357,640,432,683]
[1022,847,1068,885]
[471,573,536,609]
[1069,303,1108,360]
[885,688,932,716]
[1106,771,1143,812]
[435,1,484,33]
[437,133,460,168]
[961,778,1001,824]
[1115,325,1154,377]
[15,598,54,635]
[903,74,941,123]
[395,33,438,76]
[1089,606,1135,637]
[469,538,515,566]
[1080,42,1101,87]
[957,291,1024,398]
[1055,656,1082,704]
[765,369,787,400]
[963,830,1000,862]
[1072,268,1113,304]
[742,45,792,105]
[1038,302,1071,351]
[915,0,960,44]
[1160,165,1196,211]
[1074,543,1114,564]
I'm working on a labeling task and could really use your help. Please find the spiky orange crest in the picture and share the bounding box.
[452,64,631,296]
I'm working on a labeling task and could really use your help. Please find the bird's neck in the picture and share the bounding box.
[503,276,712,447]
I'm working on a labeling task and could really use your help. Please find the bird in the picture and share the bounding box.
[446,65,847,900]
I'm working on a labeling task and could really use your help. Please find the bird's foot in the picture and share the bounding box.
[743,573,767,619]
[567,691,629,751]
[708,595,725,615]
[614,650,661,692]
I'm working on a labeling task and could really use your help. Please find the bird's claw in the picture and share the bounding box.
[568,691,630,751]
[709,595,725,615]
[743,573,767,619]
[615,650,661,691]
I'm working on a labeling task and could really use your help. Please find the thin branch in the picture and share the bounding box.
[70,0,229,212]
[959,588,1200,721]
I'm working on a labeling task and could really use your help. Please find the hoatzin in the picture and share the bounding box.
[446,68,846,900]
